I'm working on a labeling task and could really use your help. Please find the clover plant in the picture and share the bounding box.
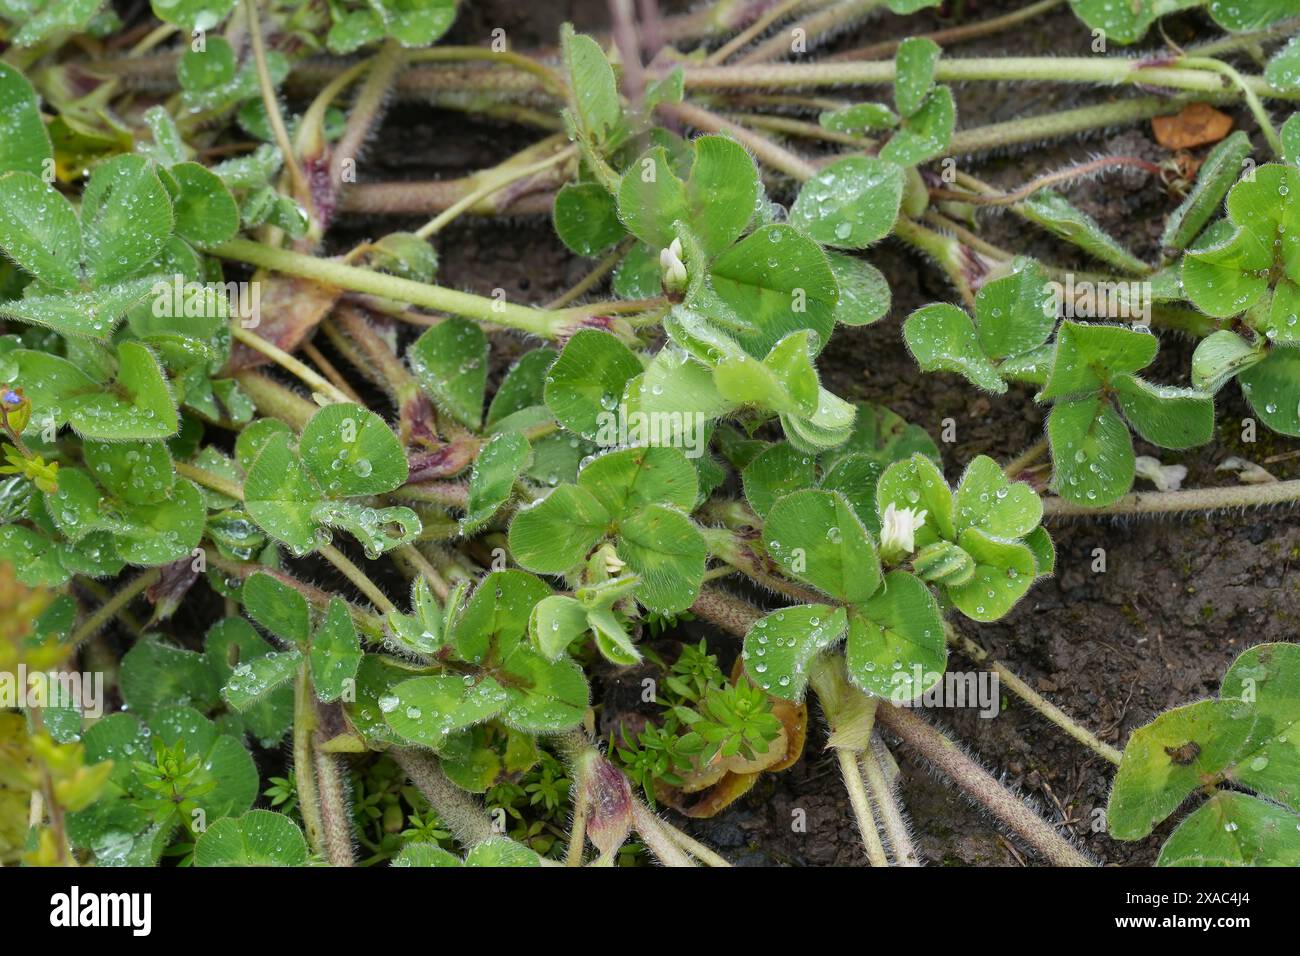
[1,0,1298,873]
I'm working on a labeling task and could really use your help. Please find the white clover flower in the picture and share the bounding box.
[880,503,927,560]
[1134,455,1187,492]
[659,237,687,293]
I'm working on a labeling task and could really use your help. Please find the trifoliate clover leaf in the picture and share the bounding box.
[1020,190,1148,274]
[618,135,759,257]
[880,86,954,167]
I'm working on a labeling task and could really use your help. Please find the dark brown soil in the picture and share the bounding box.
[330,0,1300,865]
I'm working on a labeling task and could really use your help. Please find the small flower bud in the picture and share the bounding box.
[580,751,632,864]
[659,238,687,294]
[1,386,31,437]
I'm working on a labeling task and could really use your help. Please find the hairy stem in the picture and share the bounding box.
[1043,479,1300,516]
[837,747,888,865]
[677,57,1296,99]
[1180,56,1283,155]
[230,325,352,404]
[392,749,496,847]
[312,743,356,866]
[318,543,398,616]
[330,39,406,192]
[736,0,886,65]
[629,799,697,866]
[659,819,733,867]
[294,665,326,857]
[213,238,569,339]
[861,738,920,866]
[69,569,159,647]
[829,0,1064,61]
[875,704,1093,866]
[243,0,307,198]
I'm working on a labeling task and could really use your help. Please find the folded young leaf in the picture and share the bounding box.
[1161,131,1251,250]
[1020,190,1148,274]
[894,37,941,118]
[461,431,532,534]
[223,650,303,711]
[1046,394,1135,506]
